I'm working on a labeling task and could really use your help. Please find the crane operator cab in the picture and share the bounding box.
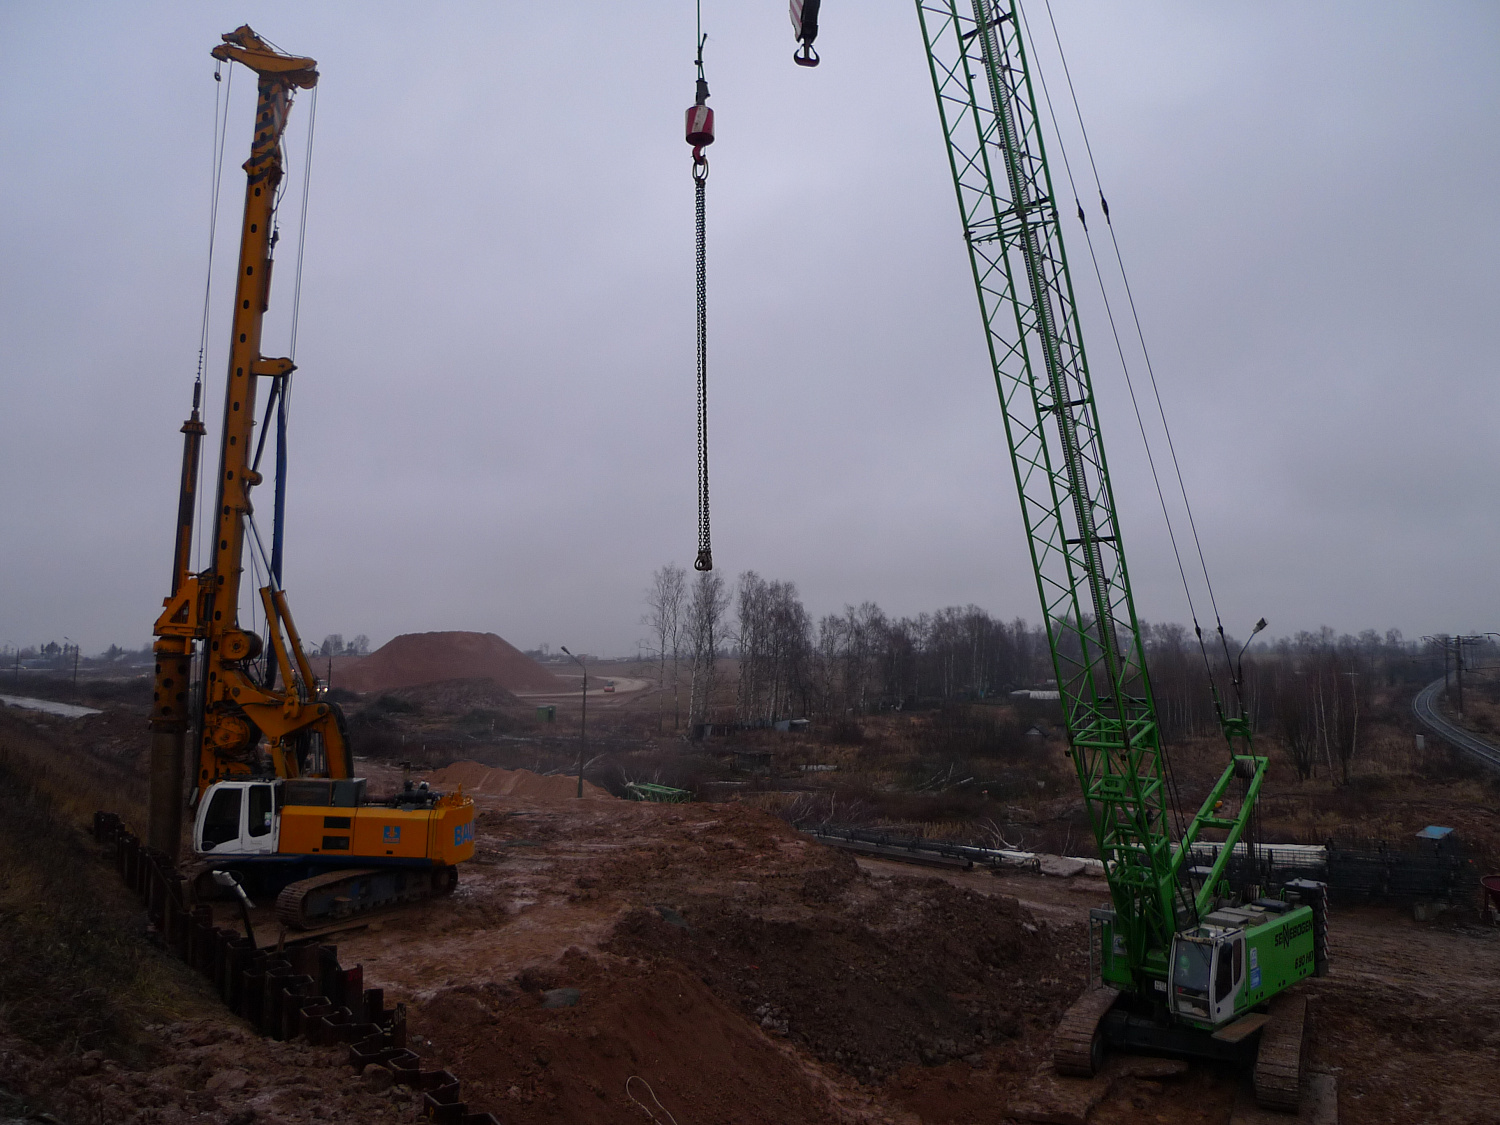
[1169,934,1241,1025]
[1167,896,1322,1029]
[190,776,475,921]
[197,780,279,855]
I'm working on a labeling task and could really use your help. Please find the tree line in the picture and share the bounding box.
[643,564,1475,784]
[643,564,1059,730]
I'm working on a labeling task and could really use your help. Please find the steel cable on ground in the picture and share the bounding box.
[625,1076,682,1125]
[1038,0,1243,698]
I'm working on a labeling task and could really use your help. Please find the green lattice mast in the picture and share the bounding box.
[914,0,1268,987]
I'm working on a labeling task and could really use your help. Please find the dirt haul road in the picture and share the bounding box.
[236,767,1500,1125]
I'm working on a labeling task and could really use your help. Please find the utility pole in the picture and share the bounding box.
[561,646,588,798]
[1454,634,1488,718]
[1429,634,1488,718]
[1456,639,1466,716]
[1343,671,1359,785]
[1424,634,1455,698]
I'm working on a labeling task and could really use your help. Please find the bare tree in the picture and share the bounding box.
[643,563,687,732]
[736,571,811,724]
[1273,666,1318,781]
[687,570,729,730]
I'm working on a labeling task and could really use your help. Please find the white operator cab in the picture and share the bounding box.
[193,780,278,856]
[1168,929,1245,1025]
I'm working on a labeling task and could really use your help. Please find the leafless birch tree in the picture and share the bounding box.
[644,563,687,732]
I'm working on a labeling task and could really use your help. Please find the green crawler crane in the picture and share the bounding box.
[910,1,1328,1106]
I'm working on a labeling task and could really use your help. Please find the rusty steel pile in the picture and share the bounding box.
[92,811,499,1125]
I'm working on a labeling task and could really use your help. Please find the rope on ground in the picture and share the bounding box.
[625,1076,681,1125]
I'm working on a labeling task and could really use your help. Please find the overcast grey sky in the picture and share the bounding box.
[2,2,1497,657]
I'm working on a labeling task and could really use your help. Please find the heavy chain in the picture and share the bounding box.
[693,161,712,572]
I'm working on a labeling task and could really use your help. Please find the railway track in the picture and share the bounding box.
[1411,676,1500,772]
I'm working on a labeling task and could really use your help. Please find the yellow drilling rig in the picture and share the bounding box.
[147,27,474,929]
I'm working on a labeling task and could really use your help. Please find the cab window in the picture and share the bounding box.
[1232,939,1243,985]
[1214,942,1235,1002]
[1174,941,1211,993]
[247,784,273,837]
[202,788,242,849]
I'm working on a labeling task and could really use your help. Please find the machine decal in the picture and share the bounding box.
[384,825,401,842]
[1273,917,1313,948]
[1249,945,1261,989]
[454,821,475,848]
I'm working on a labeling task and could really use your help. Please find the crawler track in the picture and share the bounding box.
[1052,986,1119,1076]
[1252,992,1308,1111]
[276,865,457,929]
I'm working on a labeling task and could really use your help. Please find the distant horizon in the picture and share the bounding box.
[1,614,1469,667]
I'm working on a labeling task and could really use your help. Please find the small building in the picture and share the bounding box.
[733,749,773,775]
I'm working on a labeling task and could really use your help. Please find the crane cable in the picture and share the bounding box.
[687,7,715,572]
[1035,0,1244,717]
[1017,1,1206,918]
[194,61,235,574]
[251,81,319,681]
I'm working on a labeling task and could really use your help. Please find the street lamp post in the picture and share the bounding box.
[561,646,587,798]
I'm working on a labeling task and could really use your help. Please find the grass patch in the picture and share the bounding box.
[0,739,215,1059]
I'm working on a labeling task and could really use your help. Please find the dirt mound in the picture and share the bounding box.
[337,632,566,695]
[411,952,850,1125]
[430,760,612,800]
[604,873,1079,1083]
[385,677,524,712]
[2,1019,414,1125]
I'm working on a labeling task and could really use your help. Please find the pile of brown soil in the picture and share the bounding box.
[429,760,612,800]
[337,632,566,695]
[2,1020,417,1125]
[604,867,1080,1084]
[375,797,1087,1122]
[384,678,525,712]
[412,953,852,1125]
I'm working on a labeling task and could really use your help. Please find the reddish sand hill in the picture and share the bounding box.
[336,631,567,695]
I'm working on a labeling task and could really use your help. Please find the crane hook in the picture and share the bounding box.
[791,0,821,67]
[686,34,714,178]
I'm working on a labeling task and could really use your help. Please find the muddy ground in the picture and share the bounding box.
[2,703,1498,1124]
